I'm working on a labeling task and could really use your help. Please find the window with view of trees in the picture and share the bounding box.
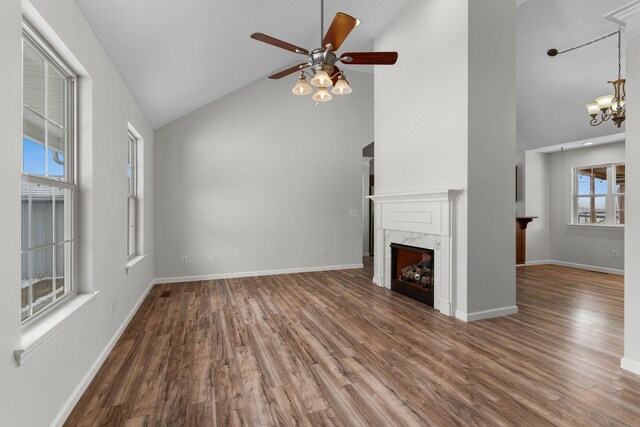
[574,163,624,225]
[21,27,77,322]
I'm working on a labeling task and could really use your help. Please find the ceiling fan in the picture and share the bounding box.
[250,0,398,103]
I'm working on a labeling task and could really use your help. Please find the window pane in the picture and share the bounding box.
[23,42,45,114]
[593,167,607,194]
[32,246,54,314]
[31,184,54,247]
[616,164,625,193]
[21,252,29,321]
[54,187,67,242]
[616,195,625,225]
[128,198,136,227]
[577,169,592,195]
[47,125,65,178]
[577,196,606,223]
[55,243,65,297]
[48,65,66,126]
[128,227,136,257]
[21,182,30,250]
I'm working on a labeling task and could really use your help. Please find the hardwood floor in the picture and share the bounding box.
[65,260,640,426]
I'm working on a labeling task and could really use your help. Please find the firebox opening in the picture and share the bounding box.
[390,243,434,307]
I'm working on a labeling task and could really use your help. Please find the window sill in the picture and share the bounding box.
[568,224,625,230]
[14,291,99,366]
[126,254,146,274]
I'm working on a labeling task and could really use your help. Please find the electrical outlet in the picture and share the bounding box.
[208,254,214,263]
[612,250,619,259]
[182,255,188,264]
[320,248,326,256]
[112,295,117,312]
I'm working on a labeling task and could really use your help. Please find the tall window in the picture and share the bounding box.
[574,163,625,225]
[127,131,138,259]
[21,27,77,322]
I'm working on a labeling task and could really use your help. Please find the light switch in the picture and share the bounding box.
[349,209,359,217]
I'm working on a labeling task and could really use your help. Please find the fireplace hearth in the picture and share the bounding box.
[390,243,434,307]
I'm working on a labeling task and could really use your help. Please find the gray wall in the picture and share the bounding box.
[0,0,155,425]
[548,143,625,271]
[375,0,516,318]
[154,71,374,280]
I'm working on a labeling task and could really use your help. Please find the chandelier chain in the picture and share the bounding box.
[618,28,622,80]
[555,30,619,56]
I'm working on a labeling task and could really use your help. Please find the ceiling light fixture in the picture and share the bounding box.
[250,0,398,104]
[548,28,626,128]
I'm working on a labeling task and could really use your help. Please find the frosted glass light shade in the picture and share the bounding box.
[586,102,600,116]
[595,95,614,111]
[292,76,312,95]
[611,99,626,111]
[312,87,332,102]
[311,70,332,87]
[331,77,352,95]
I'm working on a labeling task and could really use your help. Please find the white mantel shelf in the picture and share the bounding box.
[368,189,463,203]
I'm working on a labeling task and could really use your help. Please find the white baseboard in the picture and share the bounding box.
[363,252,371,257]
[520,259,552,266]
[523,259,624,275]
[154,263,364,285]
[621,357,640,376]
[456,305,518,322]
[52,280,155,427]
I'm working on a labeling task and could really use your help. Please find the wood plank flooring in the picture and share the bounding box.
[65,260,640,426]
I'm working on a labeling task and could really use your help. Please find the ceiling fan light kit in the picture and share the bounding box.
[250,0,398,104]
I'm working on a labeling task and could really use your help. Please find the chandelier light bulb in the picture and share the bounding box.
[331,76,352,95]
[311,70,332,87]
[292,75,312,96]
[312,87,332,102]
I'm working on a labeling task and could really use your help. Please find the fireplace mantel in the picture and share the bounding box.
[368,189,462,316]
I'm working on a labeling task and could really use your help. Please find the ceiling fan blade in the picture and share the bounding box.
[322,13,358,51]
[341,52,398,65]
[251,33,309,54]
[268,63,310,79]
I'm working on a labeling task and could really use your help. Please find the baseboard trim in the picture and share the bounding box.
[524,259,624,275]
[154,263,365,285]
[456,305,518,322]
[363,252,371,257]
[621,357,640,375]
[52,279,155,427]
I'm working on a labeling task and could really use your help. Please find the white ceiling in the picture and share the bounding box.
[75,0,630,149]
[74,0,412,129]
[517,0,628,151]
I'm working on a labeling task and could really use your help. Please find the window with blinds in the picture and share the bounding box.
[21,26,77,323]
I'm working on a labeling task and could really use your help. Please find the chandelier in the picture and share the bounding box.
[548,28,626,128]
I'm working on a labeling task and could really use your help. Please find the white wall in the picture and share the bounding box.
[0,1,155,425]
[154,71,373,280]
[524,151,550,262]
[375,0,516,319]
[547,143,624,271]
[624,28,640,374]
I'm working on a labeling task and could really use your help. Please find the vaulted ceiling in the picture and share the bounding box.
[74,0,412,129]
[75,0,629,150]
[517,0,628,150]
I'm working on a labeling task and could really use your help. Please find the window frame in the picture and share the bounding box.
[572,162,625,226]
[127,130,138,260]
[21,22,78,325]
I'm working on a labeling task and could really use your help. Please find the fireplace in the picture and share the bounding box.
[390,243,435,307]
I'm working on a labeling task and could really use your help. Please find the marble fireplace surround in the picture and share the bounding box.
[368,190,462,316]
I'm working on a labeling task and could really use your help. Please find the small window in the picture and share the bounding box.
[573,163,624,225]
[127,130,140,259]
[21,26,77,322]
